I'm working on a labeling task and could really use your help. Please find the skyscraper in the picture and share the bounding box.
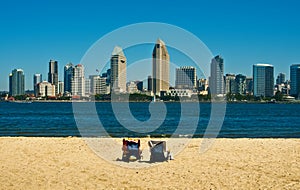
[90,75,108,95]
[209,55,225,95]
[110,46,127,93]
[58,81,64,95]
[64,63,74,93]
[33,74,42,97]
[175,66,197,89]
[235,74,247,95]
[9,69,25,96]
[152,39,170,95]
[245,77,253,95]
[225,74,236,94]
[276,73,286,85]
[71,64,85,96]
[253,64,274,97]
[48,60,58,95]
[290,64,300,97]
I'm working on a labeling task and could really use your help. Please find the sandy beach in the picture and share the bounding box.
[0,137,299,189]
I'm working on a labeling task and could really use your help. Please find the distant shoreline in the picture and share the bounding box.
[2,100,300,104]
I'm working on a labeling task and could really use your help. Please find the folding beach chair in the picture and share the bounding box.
[148,140,171,162]
[122,139,142,162]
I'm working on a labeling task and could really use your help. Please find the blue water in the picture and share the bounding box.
[0,102,299,138]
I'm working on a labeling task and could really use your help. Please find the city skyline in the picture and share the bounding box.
[1,1,300,91]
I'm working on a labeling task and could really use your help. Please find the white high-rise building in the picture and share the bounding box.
[90,75,108,95]
[58,81,64,95]
[110,46,127,93]
[33,74,42,97]
[71,64,85,97]
[152,39,170,96]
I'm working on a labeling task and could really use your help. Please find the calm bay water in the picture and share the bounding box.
[0,102,299,138]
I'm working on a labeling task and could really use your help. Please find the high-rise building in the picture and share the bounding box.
[245,77,253,95]
[175,66,196,89]
[71,64,85,96]
[235,74,247,94]
[276,73,286,85]
[136,81,143,92]
[89,75,108,95]
[152,39,170,96]
[33,74,42,96]
[209,55,225,95]
[225,74,236,94]
[85,78,91,96]
[110,46,127,93]
[48,60,58,95]
[64,63,74,93]
[147,76,152,92]
[102,69,111,85]
[9,69,25,96]
[253,64,274,97]
[290,64,300,97]
[58,81,64,95]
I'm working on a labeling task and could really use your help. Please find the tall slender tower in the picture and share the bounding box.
[71,64,85,97]
[290,64,300,97]
[64,63,74,93]
[48,60,58,95]
[33,74,42,97]
[110,46,127,93]
[152,39,170,96]
[209,55,225,95]
[9,69,25,96]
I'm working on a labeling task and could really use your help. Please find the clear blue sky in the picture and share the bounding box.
[1,0,300,91]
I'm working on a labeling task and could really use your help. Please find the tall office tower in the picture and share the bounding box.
[235,74,247,95]
[245,77,253,95]
[276,73,286,85]
[253,64,274,97]
[175,66,197,89]
[85,78,91,96]
[101,69,111,85]
[64,63,74,93]
[48,60,58,95]
[209,55,225,95]
[9,69,25,96]
[290,64,300,97]
[152,39,170,96]
[58,81,64,95]
[33,74,42,96]
[225,74,236,94]
[71,64,85,96]
[147,76,152,92]
[110,46,127,93]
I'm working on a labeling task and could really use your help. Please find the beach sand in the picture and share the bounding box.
[0,137,299,189]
